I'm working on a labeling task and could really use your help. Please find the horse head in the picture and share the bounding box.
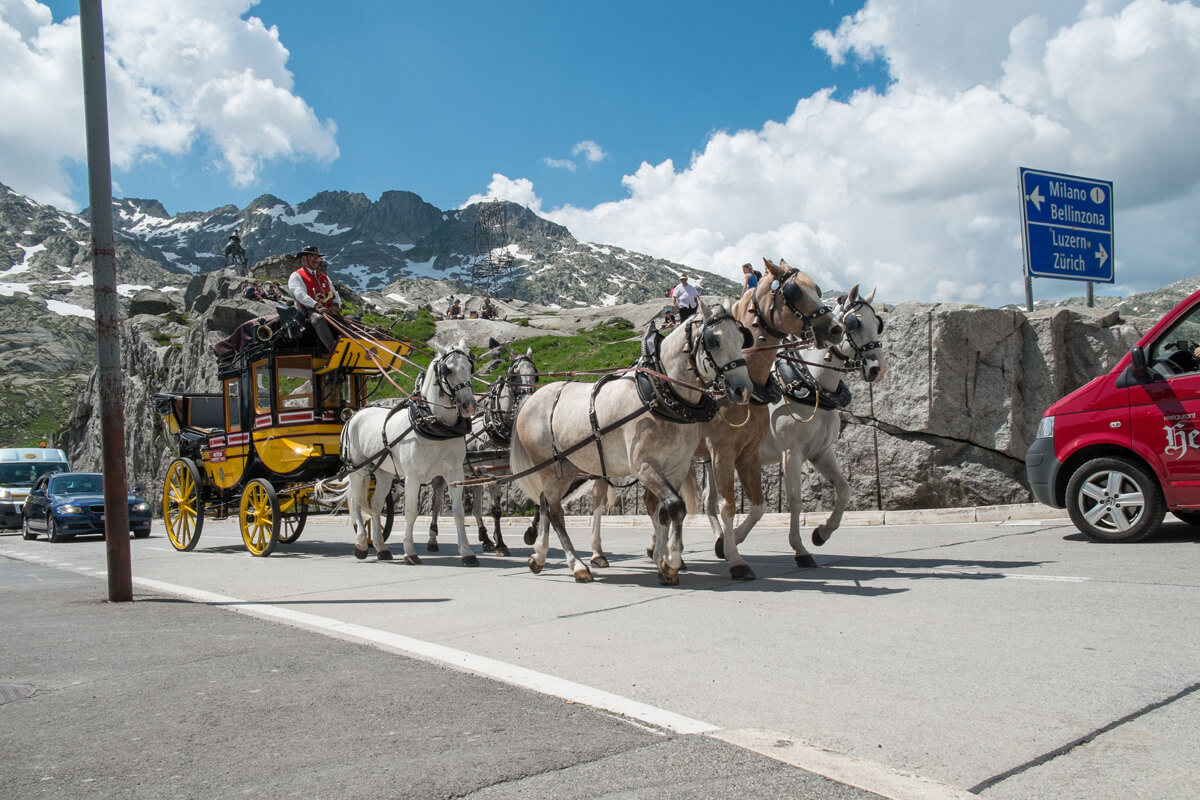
[432,338,477,418]
[836,285,887,383]
[692,300,753,405]
[752,258,844,348]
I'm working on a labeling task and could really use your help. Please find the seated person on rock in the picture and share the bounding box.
[288,246,342,352]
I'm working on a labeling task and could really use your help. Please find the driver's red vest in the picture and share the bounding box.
[295,267,333,305]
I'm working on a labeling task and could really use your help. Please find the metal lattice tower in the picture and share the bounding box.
[472,200,519,295]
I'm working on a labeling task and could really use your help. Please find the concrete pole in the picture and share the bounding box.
[79,0,132,602]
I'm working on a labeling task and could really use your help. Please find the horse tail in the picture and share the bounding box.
[681,466,701,515]
[312,476,351,505]
[508,425,542,503]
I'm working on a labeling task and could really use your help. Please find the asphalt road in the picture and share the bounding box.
[3,508,1199,799]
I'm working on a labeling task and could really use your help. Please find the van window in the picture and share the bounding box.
[0,462,68,488]
[1149,306,1200,377]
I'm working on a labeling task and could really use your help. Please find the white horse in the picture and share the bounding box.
[427,347,539,557]
[510,301,753,584]
[755,285,888,565]
[339,340,478,565]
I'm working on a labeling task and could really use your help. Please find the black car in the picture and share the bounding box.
[21,472,152,542]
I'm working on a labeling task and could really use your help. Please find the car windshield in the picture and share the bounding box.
[51,475,103,494]
[0,462,66,488]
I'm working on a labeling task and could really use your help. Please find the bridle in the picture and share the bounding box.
[505,352,539,400]
[432,348,476,403]
[684,308,751,391]
[835,299,884,375]
[751,269,834,342]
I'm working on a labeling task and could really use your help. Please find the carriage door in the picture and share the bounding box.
[252,359,273,430]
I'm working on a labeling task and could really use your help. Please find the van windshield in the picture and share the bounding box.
[0,462,68,488]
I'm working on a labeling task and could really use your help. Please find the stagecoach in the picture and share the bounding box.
[153,307,412,556]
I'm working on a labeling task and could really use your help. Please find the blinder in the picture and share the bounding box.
[694,309,748,377]
[435,348,475,396]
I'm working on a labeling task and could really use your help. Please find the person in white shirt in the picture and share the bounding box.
[671,273,699,323]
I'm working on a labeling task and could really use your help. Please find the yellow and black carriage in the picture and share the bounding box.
[153,308,412,556]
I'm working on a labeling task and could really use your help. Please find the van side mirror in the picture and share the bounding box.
[1130,346,1149,380]
[1118,346,1154,387]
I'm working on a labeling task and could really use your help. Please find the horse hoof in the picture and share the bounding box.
[679,559,688,572]
[462,554,480,567]
[523,529,537,546]
[527,557,543,574]
[353,547,368,560]
[730,564,756,580]
[426,541,440,552]
[403,554,421,565]
[496,544,511,558]
[812,528,831,547]
[590,556,610,568]
[657,565,680,586]
[481,541,496,553]
[795,554,818,569]
[645,546,654,560]
[715,538,726,560]
[377,550,393,561]
[573,568,595,583]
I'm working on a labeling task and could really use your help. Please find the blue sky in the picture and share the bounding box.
[42,0,886,215]
[6,1,1200,307]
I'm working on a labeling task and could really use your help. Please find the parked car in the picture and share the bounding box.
[20,472,152,542]
[1027,287,1200,542]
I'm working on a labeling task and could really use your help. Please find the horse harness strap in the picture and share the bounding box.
[588,373,625,484]
[410,393,473,440]
[634,325,718,424]
[773,358,852,410]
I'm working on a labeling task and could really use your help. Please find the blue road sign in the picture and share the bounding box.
[1020,167,1114,283]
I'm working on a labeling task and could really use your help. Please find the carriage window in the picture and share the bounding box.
[276,356,314,410]
[318,373,349,409]
[225,378,241,431]
[253,360,272,414]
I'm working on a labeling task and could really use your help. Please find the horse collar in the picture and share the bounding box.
[634,323,718,424]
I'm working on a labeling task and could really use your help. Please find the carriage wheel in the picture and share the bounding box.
[278,502,308,544]
[163,458,204,551]
[239,479,280,557]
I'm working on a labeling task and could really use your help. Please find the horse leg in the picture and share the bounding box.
[426,476,443,551]
[527,495,551,573]
[450,482,479,566]
[732,455,766,546]
[523,502,540,546]
[717,454,757,580]
[589,480,610,568]
[490,484,509,557]
[473,485,495,551]
[368,479,392,561]
[402,478,421,565]
[349,471,372,560]
[709,452,737,563]
[636,466,685,585]
[782,453,816,568]
[810,449,850,550]
[699,459,724,544]
[543,494,592,582]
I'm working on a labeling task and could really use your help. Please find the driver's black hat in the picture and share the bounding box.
[297,245,324,258]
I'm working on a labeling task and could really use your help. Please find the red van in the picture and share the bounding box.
[1026,288,1200,542]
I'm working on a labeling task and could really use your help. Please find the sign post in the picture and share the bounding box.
[1019,167,1114,310]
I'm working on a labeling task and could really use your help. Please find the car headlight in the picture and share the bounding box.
[131,502,150,512]
[59,504,85,514]
[1035,415,1054,439]
[0,488,9,500]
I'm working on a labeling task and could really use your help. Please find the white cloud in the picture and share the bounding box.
[0,0,337,210]
[572,140,606,163]
[462,174,544,213]
[543,157,576,172]
[513,0,1200,306]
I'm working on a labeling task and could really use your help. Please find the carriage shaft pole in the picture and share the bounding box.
[80,0,132,602]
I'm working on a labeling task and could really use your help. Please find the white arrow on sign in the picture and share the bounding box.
[1096,242,1109,269]
[1027,184,1044,212]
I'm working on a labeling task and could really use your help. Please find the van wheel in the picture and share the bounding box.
[1066,457,1164,543]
